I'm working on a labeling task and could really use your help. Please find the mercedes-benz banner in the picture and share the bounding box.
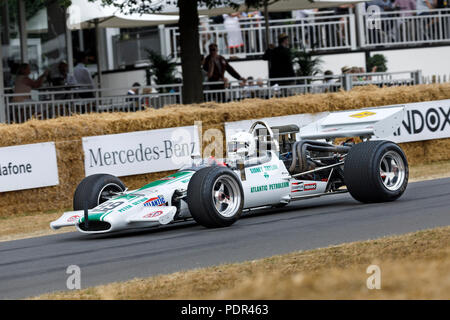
[82,126,201,177]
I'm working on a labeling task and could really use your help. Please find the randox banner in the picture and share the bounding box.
[386,99,450,143]
[0,142,59,192]
[82,126,201,177]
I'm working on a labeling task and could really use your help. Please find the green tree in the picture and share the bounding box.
[367,54,388,73]
[145,49,178,91]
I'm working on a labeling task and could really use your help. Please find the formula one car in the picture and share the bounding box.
[51,106,409,234]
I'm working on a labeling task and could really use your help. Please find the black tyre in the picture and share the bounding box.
[344,140,408,203]
[73,174,126,210]
[187,166,244,228]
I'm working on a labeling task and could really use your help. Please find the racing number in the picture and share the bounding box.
[92,201,124,212]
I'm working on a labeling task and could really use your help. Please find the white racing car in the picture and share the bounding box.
[51,106,409,234]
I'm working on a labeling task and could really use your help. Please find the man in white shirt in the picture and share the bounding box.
[74,52,95,98]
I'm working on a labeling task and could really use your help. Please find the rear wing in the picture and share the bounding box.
[300,106,405,140]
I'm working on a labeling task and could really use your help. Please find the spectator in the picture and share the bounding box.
[203,43,246,88]
[323,70,338,93]
[223,13,244,56]
[366,0,396,11]
[203,43,246,102]
[262,33,295,86]
[341,65,351,74]
[394,0,416,15]
[13,63,49,102]
[243,76,260,99]
[58,61,77,86]
[127,82,141,96]
[416,0,435,15]
[292,9,316,47]
[74,51,95,98]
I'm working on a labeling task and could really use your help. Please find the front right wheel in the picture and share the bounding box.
[344,140,409,203]
[187,166,244,228]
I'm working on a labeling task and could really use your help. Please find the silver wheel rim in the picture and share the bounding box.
[211,176,241,218]
[379,151,406,191]
[97,183,123,205]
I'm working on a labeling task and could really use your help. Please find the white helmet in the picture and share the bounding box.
[227,131,257,160]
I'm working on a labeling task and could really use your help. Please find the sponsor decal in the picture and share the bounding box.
[251,185,268,193]
[131,198,147,205]
[251,182,289,193]
[350,111,376,118]
[143,210,164,219]
[304,183,317,191]
[67,215,81,223]
[143,195,166,207]
[250,167,262,174]
[291,182,304,193]
[160,176,176,181]
[264,172,269,179]
[118,205,133,213]
[250,165,278,175]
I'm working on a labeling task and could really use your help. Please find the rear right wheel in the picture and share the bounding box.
[344,140,408,203]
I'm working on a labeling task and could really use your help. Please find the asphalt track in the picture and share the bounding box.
[1,178,449,299]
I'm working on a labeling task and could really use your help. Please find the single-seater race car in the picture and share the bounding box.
[51,106,409,234]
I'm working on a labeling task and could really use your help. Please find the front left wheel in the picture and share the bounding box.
[73,174,126,210]
[187,166,244,228]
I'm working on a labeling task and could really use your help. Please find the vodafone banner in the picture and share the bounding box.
[0,142,59,192]
[82,126,200,177]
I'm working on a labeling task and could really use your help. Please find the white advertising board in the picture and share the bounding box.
[82,126,200,177]
[385,99,450,143]
[0,142,59,192]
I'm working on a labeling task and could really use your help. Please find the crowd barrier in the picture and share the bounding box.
[0,83,449,217]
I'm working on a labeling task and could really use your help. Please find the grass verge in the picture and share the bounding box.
[1,160,449,242]
[32,225,450,300]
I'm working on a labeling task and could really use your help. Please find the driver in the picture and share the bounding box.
[227,131,257,162]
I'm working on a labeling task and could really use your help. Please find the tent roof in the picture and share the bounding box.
[67,0,179,29]
[158,0,366,15]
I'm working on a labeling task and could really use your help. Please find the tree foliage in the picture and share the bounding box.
[292,48,323,77]
[145,49,178,87]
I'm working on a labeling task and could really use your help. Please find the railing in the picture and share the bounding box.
[1,71,426,124]
[164,15,356,59]
[3,84,183,124]
[202,70,422,102]
[361,8,450,47]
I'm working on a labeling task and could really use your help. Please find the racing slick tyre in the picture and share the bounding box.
[344,140,408,203]
[73,174,126,210]
[187,166,244,228]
